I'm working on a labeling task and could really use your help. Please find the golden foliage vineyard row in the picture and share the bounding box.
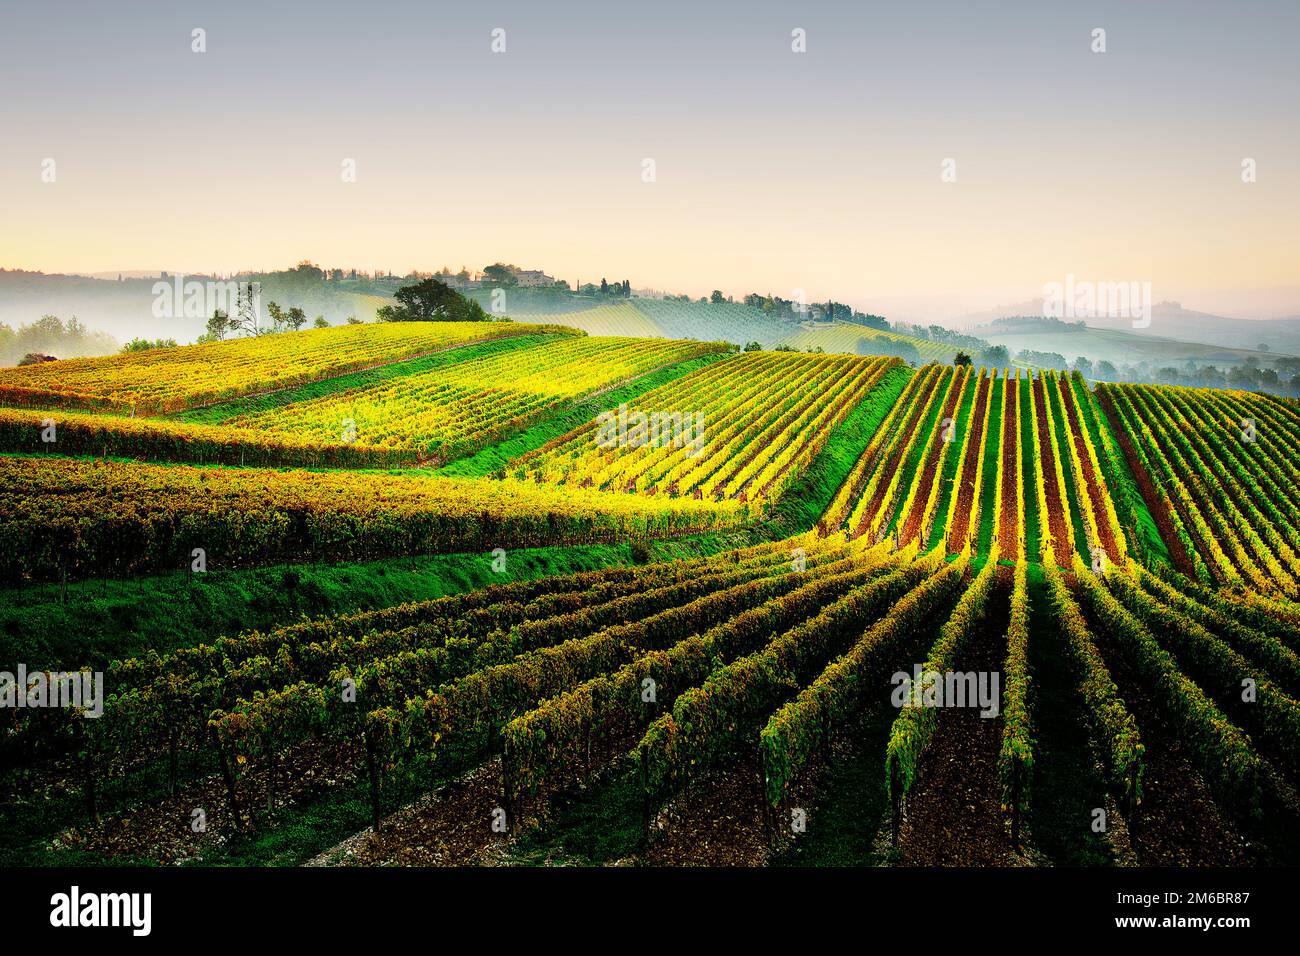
[0,407,415,468]
[0,455,743,584]
[1100,382,1300,597]
[224,336,722,460]
[515,353,897,503]
[0,322,574,414]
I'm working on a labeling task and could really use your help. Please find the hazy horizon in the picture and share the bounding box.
[3,0,1298,322]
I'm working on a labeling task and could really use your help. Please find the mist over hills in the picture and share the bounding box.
[0,268,389,345]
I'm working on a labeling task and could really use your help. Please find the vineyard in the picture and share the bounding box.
[222,335,723,463]
[508,299,949,359]
[777,321,964,364]
[2,326,1299,870]
[515,352,898,504]
[512,298,799,347]
[0,321,565,414]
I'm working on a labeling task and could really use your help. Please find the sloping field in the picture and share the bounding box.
[513,297,796,347]
[0,321,570,414]
[777,321,960,364]
[5,327,1300,871]
[515,352,899,504]
[224,335,724,463]
[0,454,743,584]
[509,302,664,338]
[1098,382,1300,599]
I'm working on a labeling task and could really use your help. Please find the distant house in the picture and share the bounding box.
[436,273,481,291]
[513,269,555,287]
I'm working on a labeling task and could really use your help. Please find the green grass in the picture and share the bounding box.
[1,541,687,671]
[975,376,1004,556]
[769,707,897,866]
[435,352,730,478]
[169,333,557,425]
[504,768,647,866]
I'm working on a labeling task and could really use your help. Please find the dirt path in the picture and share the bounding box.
[895,582,1017,865]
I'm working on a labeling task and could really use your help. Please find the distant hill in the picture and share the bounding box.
[971,314,1295,370]
[505,296,801,347]
[0,268,390,345]
[957,298,1300,358]
[1088,302,1300,355]
[775,321,964,363]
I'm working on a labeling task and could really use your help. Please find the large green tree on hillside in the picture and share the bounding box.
[377,278,491,322]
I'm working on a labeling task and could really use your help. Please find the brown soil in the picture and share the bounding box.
[51,738,363,864]
[1087,611,1255,864]
[309,760,510,866]
[896,582,1020,865]
[640,753,770,866]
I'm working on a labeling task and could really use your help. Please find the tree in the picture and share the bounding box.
[286,306,308,331]
[1095,360,1118,381]
[314,316,330,329]
[17,352,57,366]
[205,309,231,341]
[979,344,1011,367]
[954,351,972,367]
[120,337,178,353]
[231,283,262,336]
[377,277,488,322]
[743,341,763,351]
[346,315,363,325]
[622,279,631,296]
[1073,355,1093,377]
[600,278,609,295]
[710,290,725,304]
[482,263,518,286]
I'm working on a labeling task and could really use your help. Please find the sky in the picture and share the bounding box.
[2,0,1298,320]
